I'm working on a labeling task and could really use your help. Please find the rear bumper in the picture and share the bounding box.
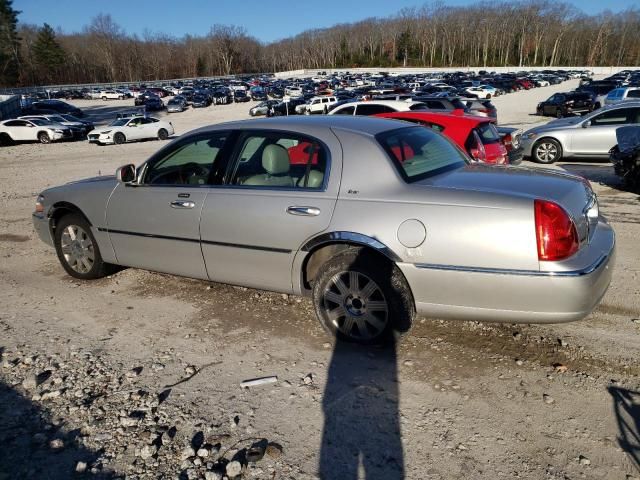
[398,221,615,324]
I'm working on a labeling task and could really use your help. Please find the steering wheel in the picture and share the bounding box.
[179,162,209,184]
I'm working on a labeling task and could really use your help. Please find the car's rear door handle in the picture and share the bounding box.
[170,200,195,209]
[287,206,321,216]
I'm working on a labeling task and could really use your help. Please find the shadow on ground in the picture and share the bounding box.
[0,347,115,479]
[560,161,626,191]
[319,340,404,479]
[609,386,640,472]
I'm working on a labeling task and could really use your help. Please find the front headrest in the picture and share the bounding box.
[262,144,290,175]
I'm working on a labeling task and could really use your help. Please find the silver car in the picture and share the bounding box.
[33,116,615,344]
[522,102,640,163]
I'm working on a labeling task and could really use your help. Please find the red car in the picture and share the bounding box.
[376,110,508,165]
[515,79,534,90]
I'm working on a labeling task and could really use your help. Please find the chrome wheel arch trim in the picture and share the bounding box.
[300,231,402,263]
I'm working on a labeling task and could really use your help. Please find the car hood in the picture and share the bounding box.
[66,175,116,185]
[525,116,582,135]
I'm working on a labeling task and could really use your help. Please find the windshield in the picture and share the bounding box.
[61,114,81,122]
[110,118,130,127]
[377,126,467,182]
[30,119,49,126]
[49,115,66,123]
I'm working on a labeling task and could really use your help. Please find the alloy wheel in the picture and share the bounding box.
[322,271,389,341]
[60,224,95,274]
[536,142,558,163]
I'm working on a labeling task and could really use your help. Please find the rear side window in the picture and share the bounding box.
[475,123,501,144]
[356,104,390,115]
[377,126,467,183]
[333,105,355,115]
[628,90,640,98]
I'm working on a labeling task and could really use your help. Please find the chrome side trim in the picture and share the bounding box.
[301,231,402,262]
[415,254,608,278]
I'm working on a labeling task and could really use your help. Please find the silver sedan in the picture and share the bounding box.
[523,102,640,163]
[33,116,615,344]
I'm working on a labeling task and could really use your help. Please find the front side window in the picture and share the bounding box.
[377,126,467,182]
[143,134,228,186]
[628,90,640,98]
[229,132,328,189]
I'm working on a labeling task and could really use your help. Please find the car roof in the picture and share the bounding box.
[188,115,411,137]
[376,111,492,127]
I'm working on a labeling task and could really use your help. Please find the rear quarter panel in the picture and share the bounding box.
[330,129,539,271]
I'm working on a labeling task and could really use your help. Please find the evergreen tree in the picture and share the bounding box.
[33,23,66,82]
[0,0,20,87]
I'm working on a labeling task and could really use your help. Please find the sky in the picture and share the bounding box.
[14,0,638,43]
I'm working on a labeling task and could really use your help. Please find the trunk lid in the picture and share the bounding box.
[418,164,596,245]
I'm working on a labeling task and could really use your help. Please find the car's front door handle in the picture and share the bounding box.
[287,206,321,216]
[170,200,195,209]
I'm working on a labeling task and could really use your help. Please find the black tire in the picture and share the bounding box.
[113,132,126,145]
[555,109,563,119]
[54,213,112,280]
[38,132,50,144]
[312,249,414,345]
[0,133,13,146]
[158,128,168,140]
[102,97,107,101]
[323,105,328,114]
[533,138,563,164]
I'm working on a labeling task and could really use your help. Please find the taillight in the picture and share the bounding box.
[534,199,579,261]
[469,131,486,163]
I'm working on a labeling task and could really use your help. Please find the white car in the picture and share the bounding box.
[87,116,174,145]
[465,86,495,99]
[329,100,428,116]
[306,96,338,114]
[0,118,72,144]
[100,90,125,100]
[284,86,303,97]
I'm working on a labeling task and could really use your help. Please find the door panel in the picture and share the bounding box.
[200,129,342,292]
[570,108,638,156]
[105,184,209,279]
[200,189,337,292]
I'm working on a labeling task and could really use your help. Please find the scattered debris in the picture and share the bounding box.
[240,376,278,388]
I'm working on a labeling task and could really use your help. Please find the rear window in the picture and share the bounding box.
[476,123,501,145]
[377,126,467,182]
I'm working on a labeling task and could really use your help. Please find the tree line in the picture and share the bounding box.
[1,0,639,88]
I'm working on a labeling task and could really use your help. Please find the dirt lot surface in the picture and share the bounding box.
[1,77,639,480]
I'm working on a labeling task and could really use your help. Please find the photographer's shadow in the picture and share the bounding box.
[319,339,404,479]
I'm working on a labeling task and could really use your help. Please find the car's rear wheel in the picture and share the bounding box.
[38,132,50,144]
[113,132,126,145]
[312,249,414,345]
[533,138,562,164]
[158,128,168,140]
[102,97,107,101]
[556,109,563,118]
[54,214,111,280]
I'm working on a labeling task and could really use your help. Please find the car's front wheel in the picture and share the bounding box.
[158,128,168,140]
[54,214,111,280]
[312,249,414,345]
[113,132,126,145]
[38,132,50,144]
[533,138,562,164]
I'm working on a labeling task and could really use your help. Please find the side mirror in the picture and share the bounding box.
[116,164,136,183]
[582,121,591,129]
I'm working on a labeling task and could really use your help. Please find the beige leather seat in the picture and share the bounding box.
[242,144,294,187]
[298,169,324,188]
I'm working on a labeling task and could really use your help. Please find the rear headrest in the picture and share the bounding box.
[262,144,290,175]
